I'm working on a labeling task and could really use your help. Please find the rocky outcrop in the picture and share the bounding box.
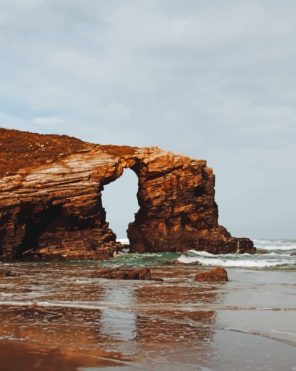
[0,128,254,260]
[195,267,229,282]
[93,266,152,280]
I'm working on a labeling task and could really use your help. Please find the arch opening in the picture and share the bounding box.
[102,168,139,243]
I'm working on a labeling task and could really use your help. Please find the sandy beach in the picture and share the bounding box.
[0,259,295,370]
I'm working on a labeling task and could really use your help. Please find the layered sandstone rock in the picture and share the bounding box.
[0,128,254,260]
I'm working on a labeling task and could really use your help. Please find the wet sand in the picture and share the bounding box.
[0,340,130,371]
[0,262,295,370]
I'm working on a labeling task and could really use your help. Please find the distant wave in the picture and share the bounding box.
[116,238,130,245]
[177,239,296,269]
[253,239,296,251]
[116,238,296,250]
[177,255,294,268]
[187,249,293,258]
[114,238,296,269]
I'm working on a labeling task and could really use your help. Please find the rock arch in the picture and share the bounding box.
[0,129,254,260]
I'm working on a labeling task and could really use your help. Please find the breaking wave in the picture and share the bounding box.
[113,238,296,270]
[177,239,296,269]
[253,239,296,251]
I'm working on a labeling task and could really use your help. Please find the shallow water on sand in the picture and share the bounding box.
[0,257,295,370]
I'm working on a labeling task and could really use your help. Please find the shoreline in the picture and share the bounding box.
[0,263,295,370]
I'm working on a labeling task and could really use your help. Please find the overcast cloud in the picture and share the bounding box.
[0,0,295,238]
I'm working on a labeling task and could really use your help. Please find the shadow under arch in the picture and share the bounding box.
[101,168,140,241]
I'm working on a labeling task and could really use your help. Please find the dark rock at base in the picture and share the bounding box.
[18,249,66,261]
[93,266,152,280]
[195,267,228,282]
[16,243,123,261]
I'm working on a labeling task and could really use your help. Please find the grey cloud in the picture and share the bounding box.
[0,0,295,237]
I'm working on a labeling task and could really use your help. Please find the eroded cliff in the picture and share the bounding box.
[0,128,254,260]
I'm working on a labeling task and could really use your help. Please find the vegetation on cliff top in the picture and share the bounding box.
[0,128,88,177]
[0,128,139,177]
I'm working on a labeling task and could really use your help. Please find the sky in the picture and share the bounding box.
[0,0,295,239]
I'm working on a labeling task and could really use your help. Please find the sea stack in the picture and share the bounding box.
[0,128,254,260]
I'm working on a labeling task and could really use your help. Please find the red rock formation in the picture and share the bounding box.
[93,266,152,280]
[195,267,229,282]
[0,128,254,260]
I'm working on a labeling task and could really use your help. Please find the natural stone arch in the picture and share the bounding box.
[0,129,254,260]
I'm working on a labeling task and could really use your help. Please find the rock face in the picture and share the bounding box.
[0,128,254,260]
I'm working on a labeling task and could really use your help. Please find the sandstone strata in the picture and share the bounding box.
[0,128,254,260]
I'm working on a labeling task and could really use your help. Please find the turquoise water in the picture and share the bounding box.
[107,238,296,270]
[103,251,179,267]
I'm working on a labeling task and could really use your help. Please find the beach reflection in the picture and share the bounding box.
[0,263,219,369]
[100,283,137,342]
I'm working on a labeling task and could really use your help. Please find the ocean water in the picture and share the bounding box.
[0,239,295,370]
[177,239,296,269]
[114,238,296,270]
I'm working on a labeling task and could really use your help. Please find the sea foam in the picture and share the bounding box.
[177,239,296,268]
[177,255,293,268]
[116,238,130,245]
[253,239,296,251]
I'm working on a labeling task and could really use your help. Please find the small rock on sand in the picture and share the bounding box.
[195,267,228,282]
